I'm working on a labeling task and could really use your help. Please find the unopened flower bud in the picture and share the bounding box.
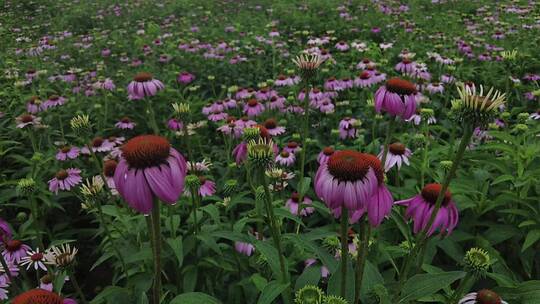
[223,179,239,196]
[517,112,529,123]
[295,285,324,304]
[323,295,348,304]
[439,160,453,171]
[463,247,491,277]
[16,178,36,196]
[185,174,201,189]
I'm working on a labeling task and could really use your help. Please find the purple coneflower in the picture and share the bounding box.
[42,95,66,110]
[395,183,458,236]
[0,218,11,242]
[26,96,42,113]
[426,82,444,94]
[529,109,540,120]
[335,41,349,51]
[177,72,195,84]
[81,137,115,154]
[263,118,285,136]
[284,141,300,154]
[338,117,358,139]
[286,193,314,216]
[317,147,335,165]
[127,72,164,100]
[0,276,8,300]
[167,118,183,131]
[395,58,416,74]
[11,289,77,304]
[275,150,295,167]
[374,78,418,120]
[113,135,187,214]
[2,240,30,263]
[48,168,82,194]
[243,99,265,117]
[56,146,80,161]
[235,241,254,256]
[378,143,412,172]
[354,71,375,88]
[315,150,393,226]
[115,117,136,129]
[458,289,507,304]
[16,114,42,129]
[198,177,216,197]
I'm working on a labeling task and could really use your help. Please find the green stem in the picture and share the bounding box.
[70,271,88,304]
[298,82,311,201]
[190,187,200,234]
[354,219,371,304]
[150,204,162,304]
[340,208,349,298]
[259,172,291,304]
[29,195,45,250]
[450,273,475,303]
[397,125,474,298]
[146,98,160,134]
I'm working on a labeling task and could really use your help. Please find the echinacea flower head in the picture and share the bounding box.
[463,247,491,277]
[294,285,324,304]
[48,168,82,194]
[323,295,348,304]
[315,150,393,226]
[20,248,47,271]
[16,114,42,129]
[0,276,8,300]
[69,115,91,134]
[247,138,275,168]
[453,83,507,127]
[0,218,11,242]
[113,135,187,214]
[16,178,36,196]
[80,176,104,199]
[293,53,324,79]
[458,289,507,304]
[127,72,164,100]
[378,142,412,172]
[234,241,254,256]
[2,239,30,263]
[45,244,78,268]
[395,183,459,236]
[374,77,418,120]
[11,288,76,304]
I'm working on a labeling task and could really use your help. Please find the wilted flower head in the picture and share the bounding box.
[45,243,78,268]
[453,83,506,126]
[293,53,324,79]
[70,114,91,133]
[80,175,104,198]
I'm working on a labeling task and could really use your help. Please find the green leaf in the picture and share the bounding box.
[327,260,355,304]
[522,229,540,252]
[359,261,384,301]
[399,271,466,303]
[182,266,198,292]
[298,177,311,196]
[491,174,514,185]
[274,207,306,227]
[201,204,221,224]
[257,281,289,304]
[294,265,321,290]
[170,292,221,304]
[166,236,183,267]
[254,240,286,279]
[250,273,268,292]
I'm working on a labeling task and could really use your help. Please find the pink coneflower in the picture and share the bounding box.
[82,137,115,154]
[304,259,329,278]
[263,118,285,136]
[286,193,314,216]
[48,168,82,194]
[335,41,349,51]
[234,241,254,256]
[275,150,295,167]
[16,114,42,128]
[374,78,418,120]
[232,142,248,165]
[378,143,412,172]
[441,74,455,84]
[338,117,358,139]
[315,150,393,226]
[318,99,335,114]
[243,99,265,117]
[12,289,76,304]
[0,276,8,300]
[42,95,66,110]
[318,147,335,165]
[324,77,340,91]
[395,58,416,74]
[167,118,183,131]
[284,141,300,154]
[198,177,216,197]
[56,146,80,161]
[19,248,47,271]
[2,240,30,263]
[177,72,195,84]
[113,135,187,214]
[268,96,286,110]
[115,117,136,129]
[127,72,164,100]
[255,87,274,101]
[395,183,458,236]
[218,121,243,138]
[426,82,444,94]
[529,109,540,120]
[26,96,42,113]
[354,71,375,88]
[458,289,507,304]
[0,218,12,242]
[275,75,299,86]
[207,110,228,122]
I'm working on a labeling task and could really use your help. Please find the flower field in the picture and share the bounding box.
[1,0,540,303]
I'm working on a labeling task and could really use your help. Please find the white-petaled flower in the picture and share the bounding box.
[457,83,506,112]
[187,159,212,173]
[19,248,47,271]
[45,244,78,267]
[458,289,508,304]
[293,53,324,72]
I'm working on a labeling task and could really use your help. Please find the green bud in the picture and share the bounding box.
[330,129,340,138]
[292,133,301,141]
[16,212,28,222]
[16,178,36,196]
[247,138,275,168]
[439,160,453,171]
[185,174,201,189]
[295,285,324,304]
[323,236,340,249]
[323,295,348,304]
[31,152,44,162]
[243,127,261,142]
[513,123,528,133]
[223,179,239,196]
[500,112,511,120]
[420,108,434,120]
[463,247,491,277]
[398,240,415,253]
[517,112,529,123]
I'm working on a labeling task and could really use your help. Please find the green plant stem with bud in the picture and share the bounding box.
[397,124,474,298]
[354,218,371,304]
[339,208,349,298]
[258,171,291,304]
